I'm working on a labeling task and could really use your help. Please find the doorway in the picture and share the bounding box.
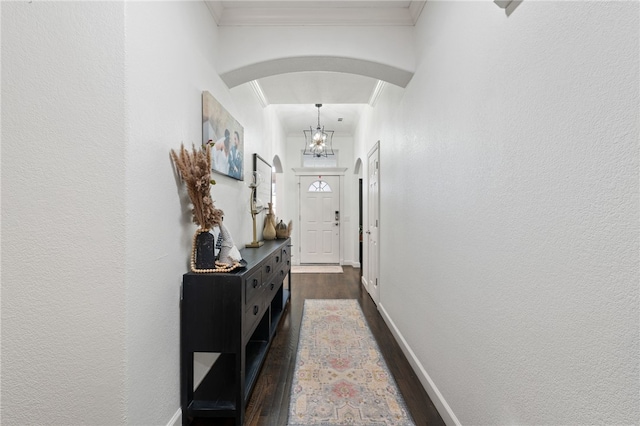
[359,178,363,276]
[299,175,341,264]
[366,142,380,305]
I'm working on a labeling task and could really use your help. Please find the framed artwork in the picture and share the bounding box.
[202,91,244,181]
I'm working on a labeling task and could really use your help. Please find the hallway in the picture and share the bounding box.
[2,1,638,425]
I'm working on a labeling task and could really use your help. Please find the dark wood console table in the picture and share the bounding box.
[181,238,292,425]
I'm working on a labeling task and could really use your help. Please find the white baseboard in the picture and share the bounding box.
[361,275,367,288]
[378,303,461,426]
[167,408,181,426]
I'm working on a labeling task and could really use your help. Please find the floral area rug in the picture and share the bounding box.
[288,299,415,425]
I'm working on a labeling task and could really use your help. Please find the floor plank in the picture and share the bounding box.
[191,266,445,426]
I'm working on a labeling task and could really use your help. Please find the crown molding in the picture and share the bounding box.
[408,1,426,24]
[249,80,269,107]
[206,1,425,26]
[204,1,224,24]
[368,80,386,107]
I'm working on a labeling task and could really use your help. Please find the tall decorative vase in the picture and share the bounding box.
[192,229,215,271]
[263,202,277,240]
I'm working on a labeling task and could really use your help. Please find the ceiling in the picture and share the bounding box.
[256,72,382,137]
[206,1,425,136]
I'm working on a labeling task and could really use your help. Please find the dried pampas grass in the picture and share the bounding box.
[171,143,223,230]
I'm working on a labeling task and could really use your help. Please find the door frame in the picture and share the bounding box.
[298,174,340,264]
[293,167,348,266]
[364,142,380,304]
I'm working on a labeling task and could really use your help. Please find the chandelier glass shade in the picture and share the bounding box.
[303,104,334,157]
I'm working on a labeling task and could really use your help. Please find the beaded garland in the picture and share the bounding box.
[190,228,241,273]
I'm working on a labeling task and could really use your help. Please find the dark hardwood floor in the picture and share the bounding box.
[192,266,444,426]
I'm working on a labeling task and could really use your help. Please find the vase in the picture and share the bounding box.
[263,214,276,240]
[276,220,288,239]
[193,230,215,270]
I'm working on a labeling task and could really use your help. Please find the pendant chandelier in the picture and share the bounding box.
[303,104,334,157]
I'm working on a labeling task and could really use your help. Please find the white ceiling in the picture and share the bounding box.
[259,72,379,105]
[208,1,424,136]
[257,71,378,135]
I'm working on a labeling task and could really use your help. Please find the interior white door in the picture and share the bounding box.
[367,144,380,305]
[299,175,340,264]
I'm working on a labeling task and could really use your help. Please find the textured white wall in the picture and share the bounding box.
[124,2,224,423]
[2,2,128,424]
[357,1,639,424]
[124,2,283,424]
[2,1,285,425]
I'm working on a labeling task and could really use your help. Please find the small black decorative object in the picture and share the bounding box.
[194,230,215,270]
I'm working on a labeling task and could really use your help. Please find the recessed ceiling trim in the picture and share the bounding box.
[249,80,269,107]
[368,80,386,107]
[206,1,425,26]
[218,7,415,26]
[221,56,413,89]
[408,1,426,24]
[204,1,224,24]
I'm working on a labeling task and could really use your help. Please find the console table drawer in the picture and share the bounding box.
[281,247,291,275]
[265,280,279,298]
[274,250,284,266]
[281,247,291,267]
[277,266,289,282]
[263,255,277,279]
[281,245,290,260]
[244,298,265,338]
[245,269,263,304]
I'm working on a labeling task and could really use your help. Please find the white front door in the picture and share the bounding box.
[299,175,340,264]
[367,144,380,304]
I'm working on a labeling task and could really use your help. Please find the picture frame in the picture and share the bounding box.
[202,91,244,181]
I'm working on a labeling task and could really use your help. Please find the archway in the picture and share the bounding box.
[220,56,413,89]
[272,155,284,219]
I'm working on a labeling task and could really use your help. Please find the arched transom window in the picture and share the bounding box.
[307,180,332,192]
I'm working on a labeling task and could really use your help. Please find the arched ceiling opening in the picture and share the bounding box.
[223,57,412,136]
[220,56,413,90]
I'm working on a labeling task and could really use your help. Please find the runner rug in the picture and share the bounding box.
[288,299,414,425]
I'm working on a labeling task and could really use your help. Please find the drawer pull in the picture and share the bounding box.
[280,270,284,276]
[266,265,271,273]
[270,283,275,290]
[276,256,280,262]
[253,279,259,288]
[286,260,290,266]
[253,305,259,315]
